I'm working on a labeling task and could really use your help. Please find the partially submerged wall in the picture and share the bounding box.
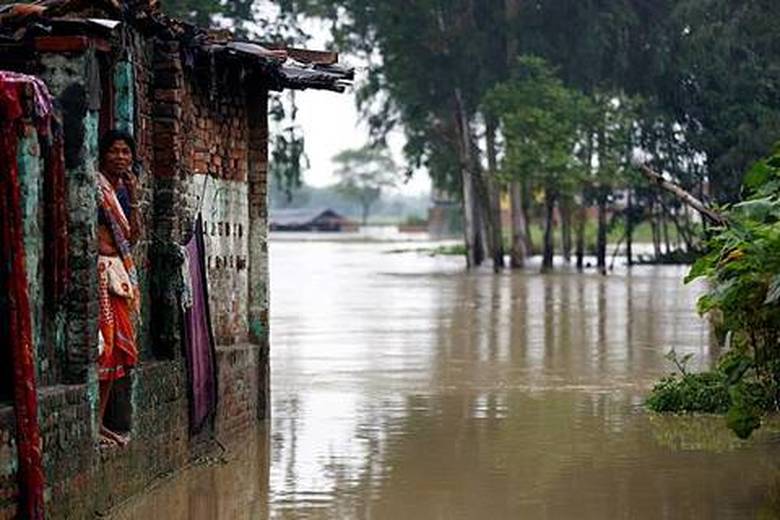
[0,21,270,519]
[152,38,270,441]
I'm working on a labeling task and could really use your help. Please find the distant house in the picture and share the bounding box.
[270,208,358,232]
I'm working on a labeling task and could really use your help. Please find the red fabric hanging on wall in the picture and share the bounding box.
[0,71,56,520]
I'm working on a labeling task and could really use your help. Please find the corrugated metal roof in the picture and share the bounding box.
[0,0,354,93]
[270,208,347,227]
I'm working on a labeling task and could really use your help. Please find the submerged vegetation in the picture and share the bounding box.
[646,351,731,414]
[648,148,780,438]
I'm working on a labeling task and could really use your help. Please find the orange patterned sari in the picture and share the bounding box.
[97,172,139,381]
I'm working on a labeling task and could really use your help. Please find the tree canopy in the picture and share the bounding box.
[333,145,399,224]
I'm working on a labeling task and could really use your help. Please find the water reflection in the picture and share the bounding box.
[115,242,780,519]
[112,429,269,520]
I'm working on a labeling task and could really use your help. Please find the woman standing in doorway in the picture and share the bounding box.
[96,130,141,447]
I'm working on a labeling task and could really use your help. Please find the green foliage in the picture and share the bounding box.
[287,1,530,195]
[646,349,731,414]
[402,214,427,227]
[650,147,780,439]
[646,372,731,414]
[659,0,780,203]
[290,0,780,263]
[484,56,588,193]
[646,349,774,436]
[333,145,398,224]
[726,384,763,440]
[269,93,308,201]
[431,244,467,256]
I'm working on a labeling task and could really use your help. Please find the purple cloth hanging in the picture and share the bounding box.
[183,214,218,434]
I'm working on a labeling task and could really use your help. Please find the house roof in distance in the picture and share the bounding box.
[270,208,349,227]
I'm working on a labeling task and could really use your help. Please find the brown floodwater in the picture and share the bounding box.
[114,237,780,519]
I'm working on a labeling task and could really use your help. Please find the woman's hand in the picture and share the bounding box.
[122,170,142,245]
[123,170,140,201]
[98,225,118,255]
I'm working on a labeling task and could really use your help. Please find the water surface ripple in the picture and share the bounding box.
[116,239,780,520]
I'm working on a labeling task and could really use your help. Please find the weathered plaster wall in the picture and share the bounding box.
[247,91,270,420]
[17,127,46,380]
[194,176,250,343]
[0,23,271,518]
[38,50,101,385]
[181,63,251,345]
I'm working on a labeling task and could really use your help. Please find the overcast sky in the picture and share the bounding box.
[289,18,431,196]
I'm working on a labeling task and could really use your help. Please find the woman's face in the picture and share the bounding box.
[103,140,133,177]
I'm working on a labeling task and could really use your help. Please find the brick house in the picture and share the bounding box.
[0,1,351,517]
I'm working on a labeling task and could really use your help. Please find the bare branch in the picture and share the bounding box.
[638,163,727,226]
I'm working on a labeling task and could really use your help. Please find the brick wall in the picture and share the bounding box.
[247,89,271,420]
[215,345,260,440]
[0,363,191,518]
[182,62,251,345]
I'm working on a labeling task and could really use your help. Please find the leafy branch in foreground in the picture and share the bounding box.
[647,146,780,439]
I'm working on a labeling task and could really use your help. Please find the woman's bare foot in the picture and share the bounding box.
[100,425,130,447]
[99,431,118,448]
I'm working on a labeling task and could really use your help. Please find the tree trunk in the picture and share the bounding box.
[662,210,671,255]
[625,188,633,267]
[454,89,482,268]
[650,198,661,260]
[596,117,607,276]
[667,206,694,252]
[674,208,683,251]
[484,116,505,271]
[596,191,607,276]
[542,188,556,271]
[638,163,726,226]
[522,178,534,254]
[578,126,595,272]
[472,157,489,267]
[474,208,486,266]
[560,196,572,263]
[575,194,586,271]
[509,180,527,267]
[505,0,528,265]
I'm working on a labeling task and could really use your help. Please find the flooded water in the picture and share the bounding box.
[115,238,780,519]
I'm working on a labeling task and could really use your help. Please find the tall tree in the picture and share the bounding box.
[485,56,587,271]
[659,0,780,203]
[294,0,780,271]
[333,145,398,224]
[290,0,513,268]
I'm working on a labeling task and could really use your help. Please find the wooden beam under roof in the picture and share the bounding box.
[284,47,338,66]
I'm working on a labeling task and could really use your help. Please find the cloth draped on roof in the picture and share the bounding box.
[181,214,218,434]
[0,70,55,520]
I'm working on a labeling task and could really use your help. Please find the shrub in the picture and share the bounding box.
[649,146,780,438]
[646,371,730,414]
